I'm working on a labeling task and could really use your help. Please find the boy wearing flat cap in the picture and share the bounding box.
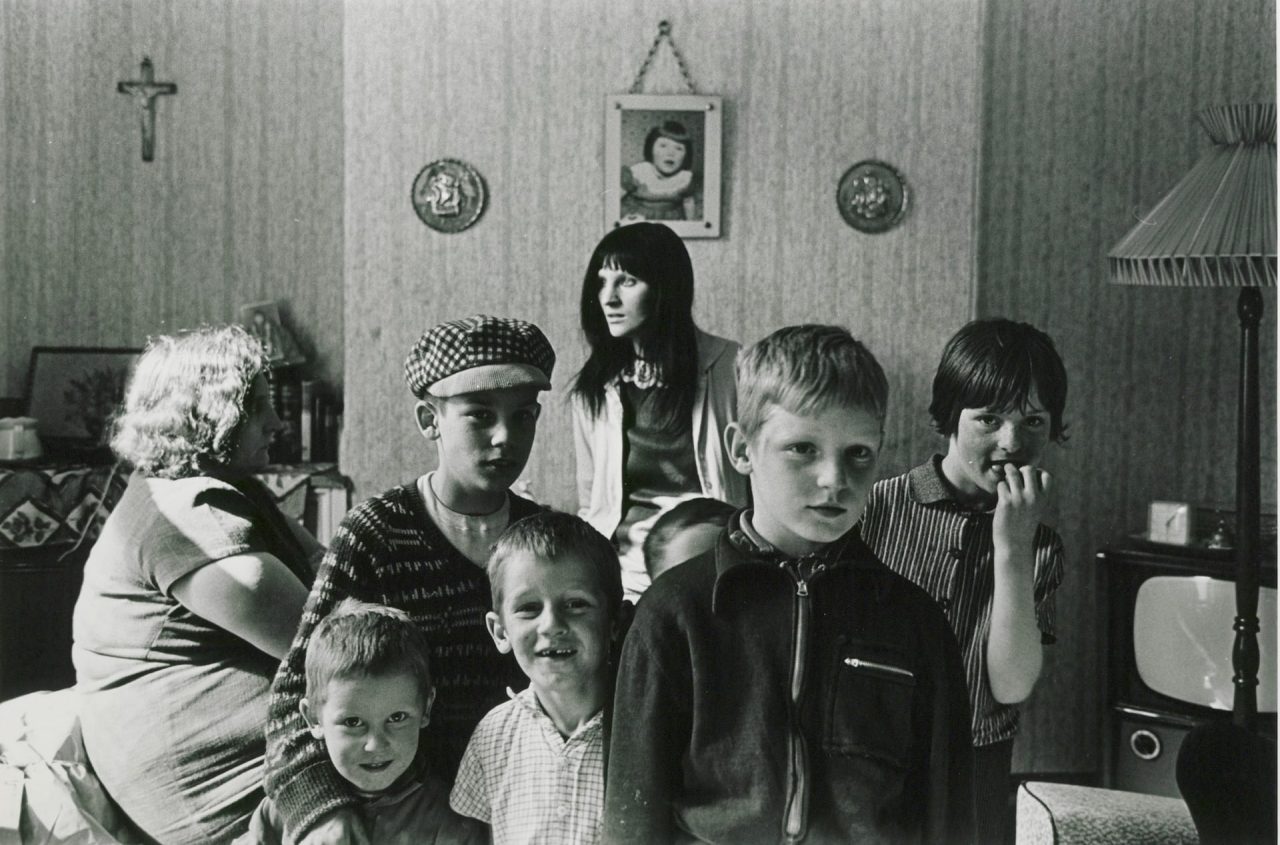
[264,315,554,845]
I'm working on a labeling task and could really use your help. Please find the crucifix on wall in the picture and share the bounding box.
[117,57,177,162]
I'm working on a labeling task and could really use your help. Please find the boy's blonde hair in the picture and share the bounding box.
[487,511,624,623]
[304,598,433,709]
[736,324,888,437]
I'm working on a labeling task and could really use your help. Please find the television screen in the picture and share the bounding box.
[1134,575,1277,713]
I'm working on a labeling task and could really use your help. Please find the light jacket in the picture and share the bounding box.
[572,329,749,542]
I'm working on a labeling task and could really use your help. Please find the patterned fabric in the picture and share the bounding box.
[0,462,337,554]
[403,315,555,398]
[263,484,537,841]
[859,456,1064,747]
[1015,782,1197,845]
[451,688,605,845]
[0,462,127,551]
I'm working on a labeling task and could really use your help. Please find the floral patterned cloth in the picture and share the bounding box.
[0,462,337,553]
[0,463,127,552]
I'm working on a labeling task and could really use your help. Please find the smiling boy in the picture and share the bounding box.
[860,318,1069,844]
[604,325,975,844]
[241,600,481,844]
[450,511,623,845]
[263,315,554,844]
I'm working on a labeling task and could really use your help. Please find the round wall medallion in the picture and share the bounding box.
[411,159,487,233]
[836,160,909,234]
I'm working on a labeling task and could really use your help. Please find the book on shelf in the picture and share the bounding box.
[271,374,342,464]
[300,380,317,462]
[270,377,302,463]
[312,482,349,546]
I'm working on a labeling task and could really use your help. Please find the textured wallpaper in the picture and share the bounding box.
[1,0,345,395]
[341,0,984,515]
[980,0,1276,771]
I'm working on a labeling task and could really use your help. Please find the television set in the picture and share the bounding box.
[1100,540,1277,795]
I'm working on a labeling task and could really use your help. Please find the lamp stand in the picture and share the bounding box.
[1175,287,1275,845]
[1233,286,1262,730]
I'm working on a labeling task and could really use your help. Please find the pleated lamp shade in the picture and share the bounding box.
[1109,103,1276,287]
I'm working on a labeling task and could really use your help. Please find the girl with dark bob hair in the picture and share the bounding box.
[72,325,319,844]
[571,222,747,601]
[861,317,1070,845]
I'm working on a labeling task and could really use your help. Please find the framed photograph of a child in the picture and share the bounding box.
[605,94,722,239]
[239,300,306,367]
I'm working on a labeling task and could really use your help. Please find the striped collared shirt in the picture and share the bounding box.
[859,456,1064,746]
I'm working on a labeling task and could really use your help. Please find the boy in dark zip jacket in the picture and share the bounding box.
[603,325,975,844]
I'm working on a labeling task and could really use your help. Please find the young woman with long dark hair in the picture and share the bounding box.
[571,222,747,600]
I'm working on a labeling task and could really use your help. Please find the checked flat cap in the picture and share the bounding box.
[404,315,555,398]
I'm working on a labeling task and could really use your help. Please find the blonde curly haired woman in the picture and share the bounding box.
[72,325,319,844]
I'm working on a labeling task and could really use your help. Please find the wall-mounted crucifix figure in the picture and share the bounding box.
[117,58,177,162]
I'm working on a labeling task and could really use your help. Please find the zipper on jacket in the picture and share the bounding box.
[843,657,916,682]
[782,562,811,844]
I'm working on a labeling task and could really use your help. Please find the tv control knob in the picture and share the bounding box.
[1129,728,1162,761]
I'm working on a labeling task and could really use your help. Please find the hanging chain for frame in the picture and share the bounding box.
[629,20,698,94]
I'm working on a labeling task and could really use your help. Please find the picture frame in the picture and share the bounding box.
[24,346,141,452]
[240,299,306,367]
[605,93,722,239]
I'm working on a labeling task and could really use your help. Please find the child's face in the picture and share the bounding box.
[650,136,688,176]
[650,522,722,580]
[485,551,612,697]
[418,386,542,502]
[942,388,1051,504]
[597,266,655,340]
[301,671,431,794]
[727,402,882,557]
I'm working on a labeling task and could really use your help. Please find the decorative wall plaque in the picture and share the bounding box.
[836,160,909,234]
[411,159,487,233]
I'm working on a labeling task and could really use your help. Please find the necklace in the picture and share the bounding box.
[620,357,665,390]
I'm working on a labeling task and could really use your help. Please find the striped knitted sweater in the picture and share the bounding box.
[263,483,536,839]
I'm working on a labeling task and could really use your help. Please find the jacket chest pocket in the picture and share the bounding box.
[823,642,917,769]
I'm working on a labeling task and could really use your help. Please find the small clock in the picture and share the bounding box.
[1148,501,1194,545]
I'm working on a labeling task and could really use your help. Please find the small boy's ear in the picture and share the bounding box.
[299,699,324,739]
[415,399,440,441]
[484,611,512,654]
[724,423,754,476]
[421,687,437,727]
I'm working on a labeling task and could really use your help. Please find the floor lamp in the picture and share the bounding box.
[1108,102,1276,843]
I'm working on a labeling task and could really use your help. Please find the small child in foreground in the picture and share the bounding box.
[604,324,975,844]
[240,599,482,845]
[642,496,736,581]
[450,511,624,845]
